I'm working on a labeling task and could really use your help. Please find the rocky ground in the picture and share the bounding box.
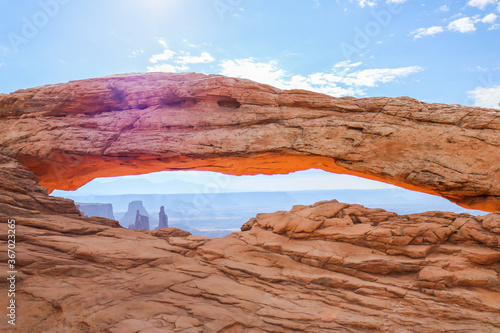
[1,154,499,332]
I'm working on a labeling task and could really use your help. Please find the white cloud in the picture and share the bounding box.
[467,85,500,109]
[412,26,444,39]
[472,14,482,22]
[147,39,215,72]
[351,0,377,7]
[175,52,215,65]
[467,0,496,10]
[150,49,176,63]
[182,38,199,48]
[129,49,144,58]
[181,39,213,48]
[219,58,422,97]
[219,58,288,87]
[158,38,168,48]
[482,13,498,23]
[147,64,188,73]
[333,60,363,69]
[447,17,476,33]
[219,58,361,96]
[439,5,450,12]
[342,66,423,87]
[351,0,407,6]
[482,12,499,30]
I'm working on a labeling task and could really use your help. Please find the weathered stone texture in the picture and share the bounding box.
[0,73,498,211]
[0,155,499,332]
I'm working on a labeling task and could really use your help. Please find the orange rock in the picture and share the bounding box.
[1,74,500,332]
[0,73,499,211]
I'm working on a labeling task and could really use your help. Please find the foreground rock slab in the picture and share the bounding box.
[1,155,499,332]
[0,72,499,211]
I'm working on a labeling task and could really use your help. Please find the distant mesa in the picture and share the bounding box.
[119,200,169,231]
[129,210,150,230]
[77,200,170,231]
[76,203,115,220]
[119,200,158,227]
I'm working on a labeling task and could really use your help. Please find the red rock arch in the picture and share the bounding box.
[0,72,499,212]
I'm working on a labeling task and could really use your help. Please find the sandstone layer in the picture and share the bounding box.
[0,73,499,211]
[1,155,499,332]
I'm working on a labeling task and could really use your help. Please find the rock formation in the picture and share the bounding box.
[0,155,499,332]
[120,200,157,228]
[156,205,169,230]
[75,204,88,217]
[0,73,498,211]
[0,73,499,332]
[76,203,115,220]
[129,209,150,230]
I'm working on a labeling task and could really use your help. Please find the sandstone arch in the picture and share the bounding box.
[0,72,499,211]
[1,73,500,332]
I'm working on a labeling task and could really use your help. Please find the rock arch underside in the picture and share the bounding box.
[0,72,499,332]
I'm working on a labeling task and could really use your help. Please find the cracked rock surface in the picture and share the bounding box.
[1,155,499,332]
[0,72,499,211]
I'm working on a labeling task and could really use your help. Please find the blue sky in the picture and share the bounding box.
[1,0,499,106]
[2,0,499,195]
[51,169,397,197]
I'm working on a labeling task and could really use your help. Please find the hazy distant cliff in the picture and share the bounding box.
[76,203,115,220]
[120,200,158,228]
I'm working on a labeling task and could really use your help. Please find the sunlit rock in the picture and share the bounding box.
[0,73,498,211]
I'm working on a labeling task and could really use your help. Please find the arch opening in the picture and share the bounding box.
[51,169,487,237]
[26,150,499,213]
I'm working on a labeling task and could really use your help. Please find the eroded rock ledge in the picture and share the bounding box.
[0,72,499,211]
[0,155,499,332]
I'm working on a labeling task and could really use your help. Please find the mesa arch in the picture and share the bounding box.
[0,72,499,212]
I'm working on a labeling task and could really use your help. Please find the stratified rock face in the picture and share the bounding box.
[1,157,499,332]
[76,203,115,220]
[157,205,169,229]
[0,153,80,216]
[0,73,498,211]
